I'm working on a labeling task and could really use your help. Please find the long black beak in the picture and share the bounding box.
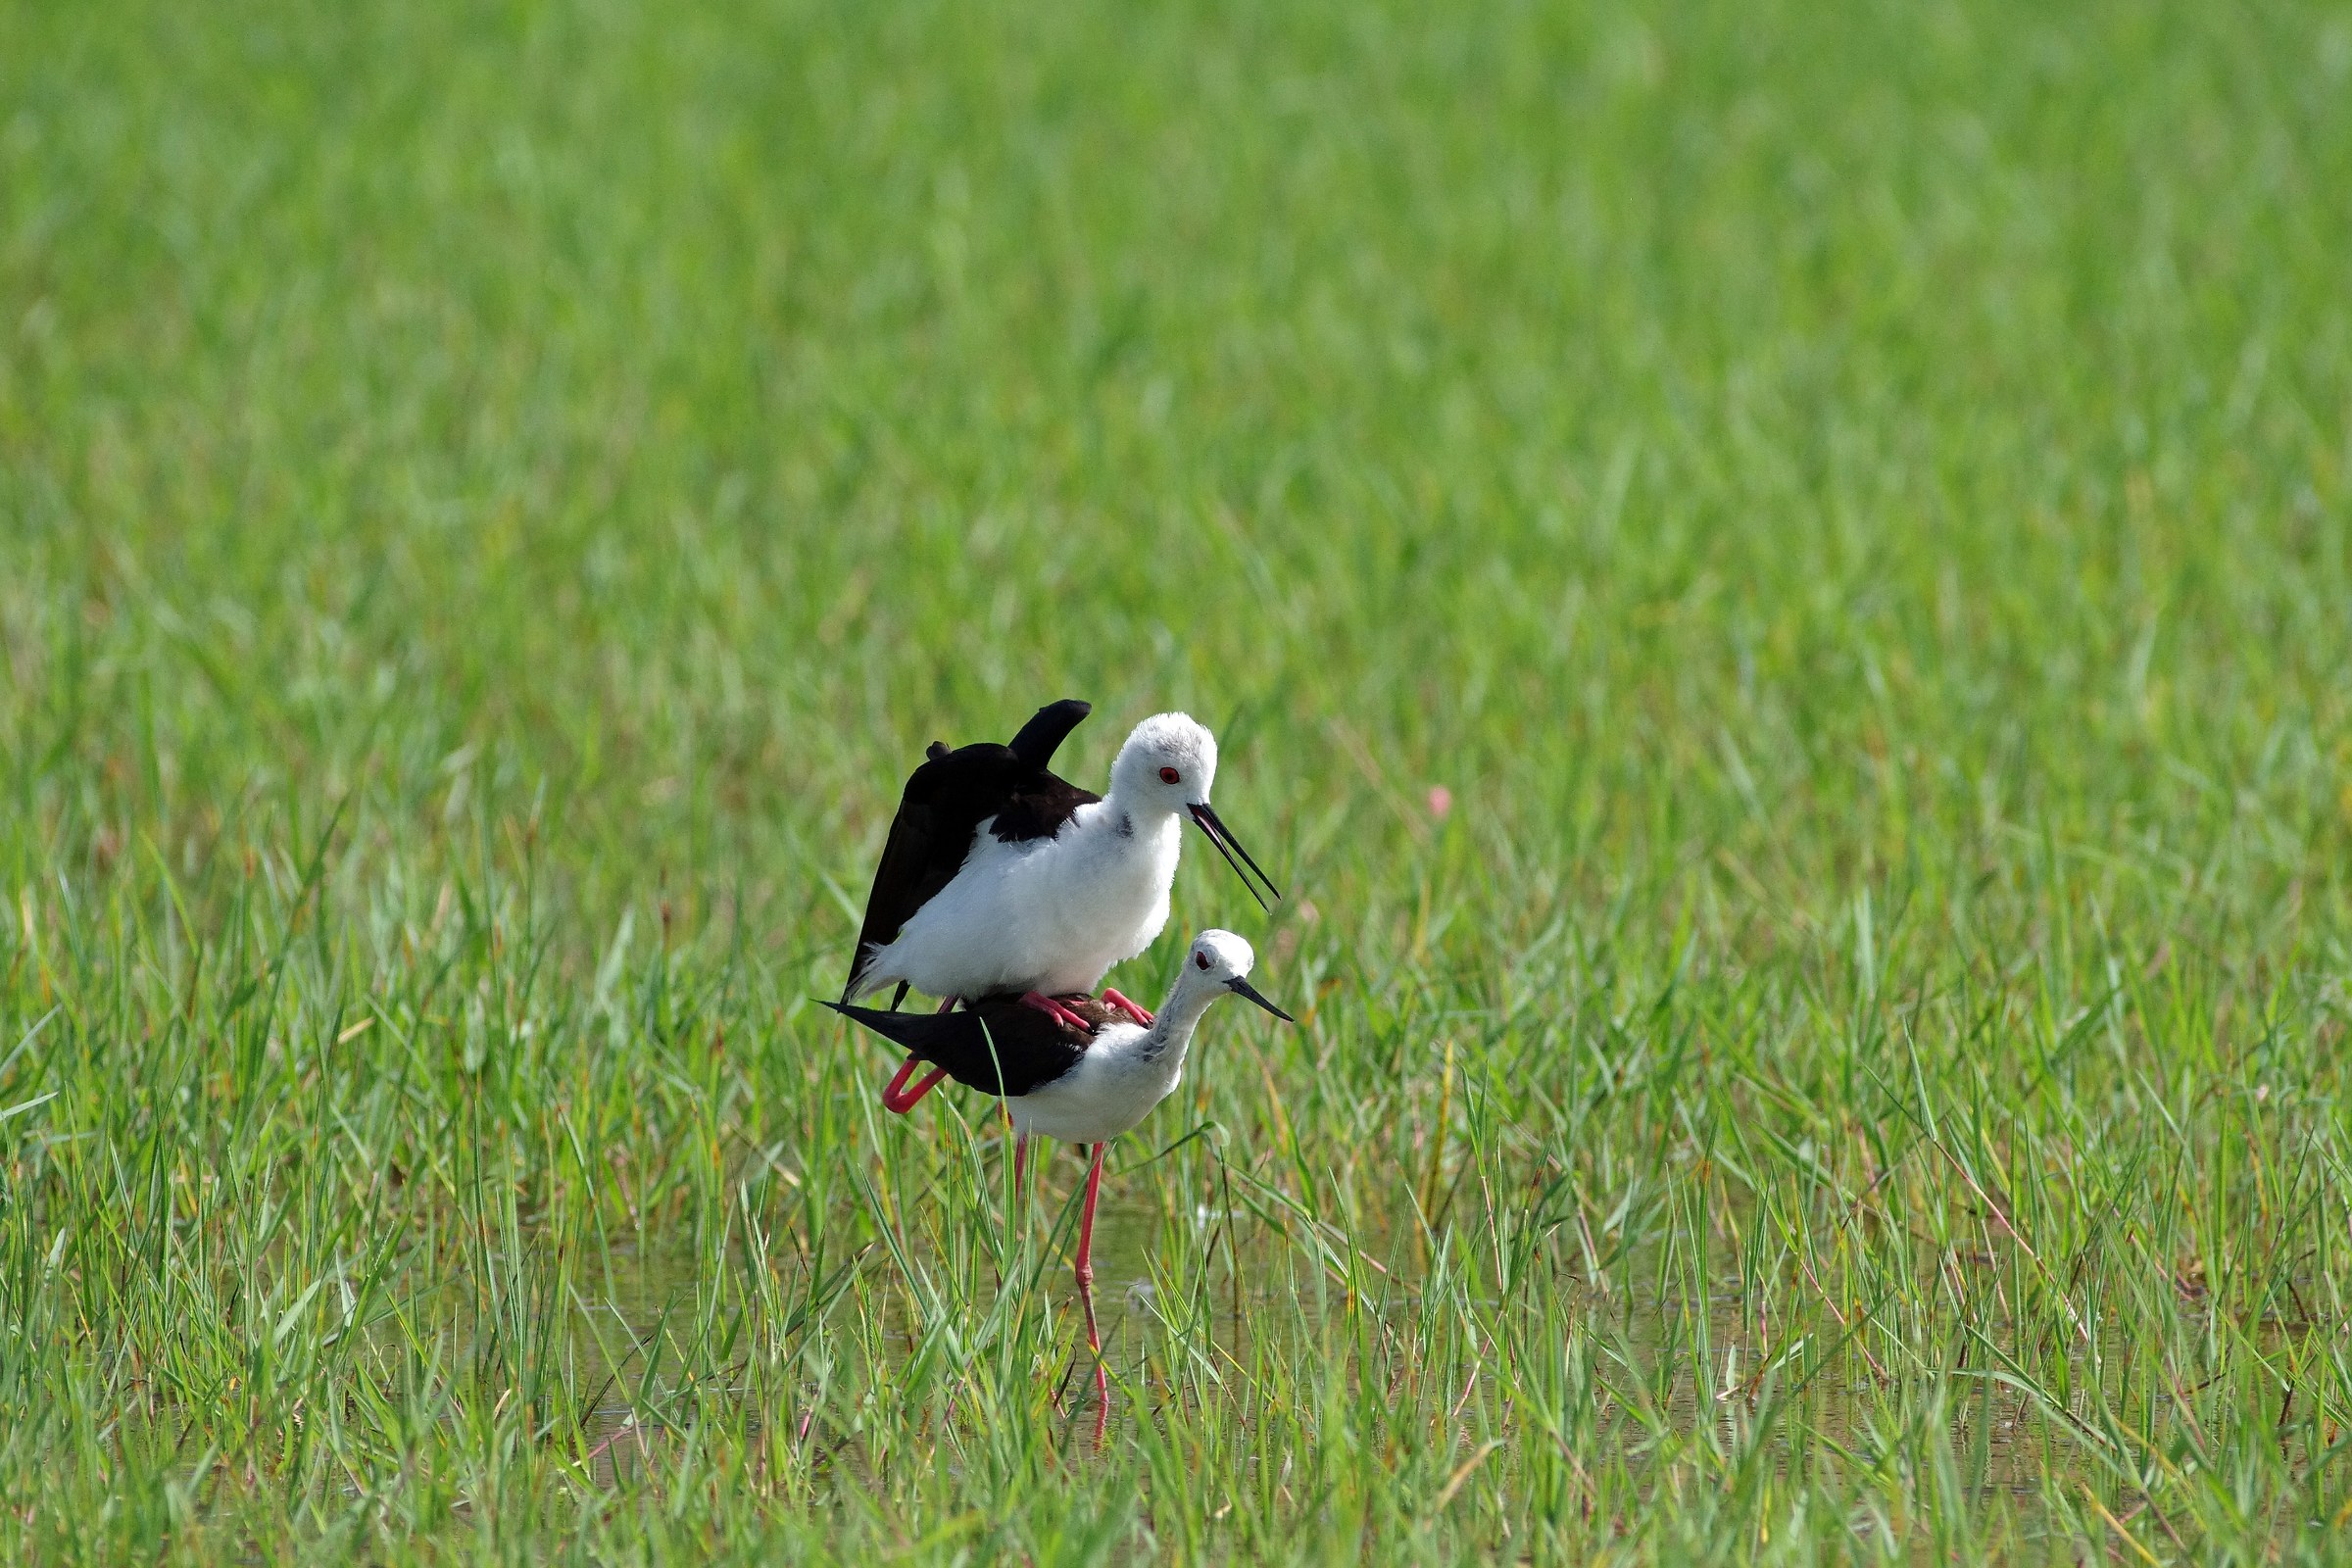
[1188,802,1283,909]
[1225,975,1294,1022]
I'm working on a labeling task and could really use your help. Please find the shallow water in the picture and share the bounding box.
[510,1177,2155,1516]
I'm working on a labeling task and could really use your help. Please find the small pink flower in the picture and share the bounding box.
[1426,785,1453,821]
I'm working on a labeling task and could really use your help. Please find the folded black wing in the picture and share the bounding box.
[989,773,1101,843]
[842,699,1097,999]
[822,994,1116,1097]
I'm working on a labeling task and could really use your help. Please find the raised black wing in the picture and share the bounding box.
[842,699,1097,999]
[821,994,1117,1097]
[1006,698,1092,767]
[993,697,1100,843]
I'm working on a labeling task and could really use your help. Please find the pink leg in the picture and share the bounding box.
[1078,1264,1109,1436]
[1012,1134,1029,1202]
[936,996,960,1012]
[880,1055,948,1114]
[1019,991,1093,1032]
[1099,988,1154,1026]
[1075,1142,1110,1416]
[1075,1142,1106,1287]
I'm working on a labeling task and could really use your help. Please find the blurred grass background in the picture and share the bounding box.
[4,0,2352,1560]
[10,0,2347,916]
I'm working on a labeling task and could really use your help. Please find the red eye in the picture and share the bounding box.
[1195,952,1210,969]
[1159,766,1181,785]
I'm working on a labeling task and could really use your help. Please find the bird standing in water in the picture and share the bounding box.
[826,930,1292,1406]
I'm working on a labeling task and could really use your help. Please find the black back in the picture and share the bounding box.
[822,993,1118,1097]
[843,699,1099,1001]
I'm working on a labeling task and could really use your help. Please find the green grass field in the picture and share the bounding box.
[5,0,2352,1559]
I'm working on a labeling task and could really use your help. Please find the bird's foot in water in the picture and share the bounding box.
[1099,988,1153,1027]
[1019,992,1094,1032]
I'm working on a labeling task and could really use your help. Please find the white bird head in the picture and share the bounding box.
[1181,929,1293,1021]
[1111,712,1282,908]
[1112,711,1219,807]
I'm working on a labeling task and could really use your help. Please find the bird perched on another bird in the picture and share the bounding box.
[840,699,1281,1038]
[825,929,1291,1404]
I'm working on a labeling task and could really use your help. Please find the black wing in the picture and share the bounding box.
[989,772,1102,843]
[821,994,1117,1097]
[842,699,1097,1000]
[1006,698,1092,767]
[996,697,1100,842]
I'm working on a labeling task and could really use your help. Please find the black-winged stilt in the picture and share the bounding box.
[840,700,1281,1050]
[825,929,1291,1405]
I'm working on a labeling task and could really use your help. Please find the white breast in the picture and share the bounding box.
[858,805,1181,1002]
[1006,1022,1183,1143]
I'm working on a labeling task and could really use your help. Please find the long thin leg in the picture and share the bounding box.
[936,995,960,1013]
[1020,991,1093,1032]
[888,981,909,1011]
[1099,988,1153,1026]
[1012,1133,1029,1202]
[1074,1142,1107,1287]
[1078,1268,1108,1444]
[880,1055,948,1114]
[1074,1142,1110,1417]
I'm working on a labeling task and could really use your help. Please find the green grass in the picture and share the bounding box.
[5,0,2352,1559]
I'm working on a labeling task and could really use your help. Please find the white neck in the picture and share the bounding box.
[1135,969,1227,1064]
